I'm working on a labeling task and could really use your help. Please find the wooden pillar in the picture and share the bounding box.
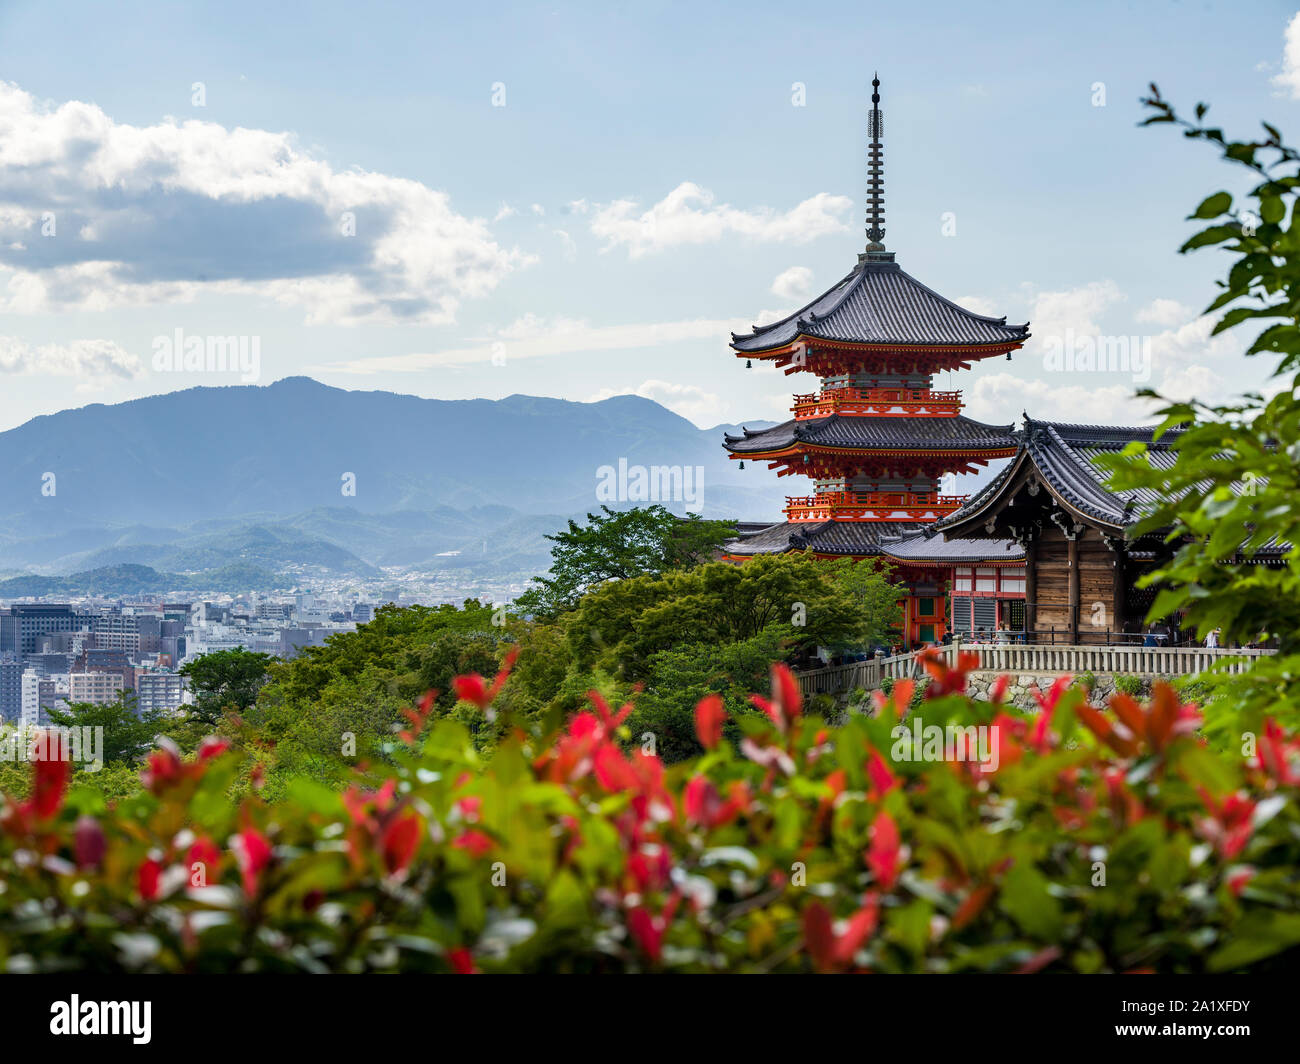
[1024,539,1037,636]
[1067,537,1080,643]
[1112,549,1125,639]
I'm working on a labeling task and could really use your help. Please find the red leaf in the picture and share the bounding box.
[237,829,273,896]
[866,812,902,890]
[137,858,162,901]
[802,902,835,972]
[73,817,105,869]
[694,694,726,750]
[381,812,422,874]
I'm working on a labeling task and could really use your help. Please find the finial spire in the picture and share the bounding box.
[865,74,886,254]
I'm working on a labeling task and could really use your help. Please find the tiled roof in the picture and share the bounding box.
[724,520,1021,562]
[929,419,1165,534]
[723,414,1017,455]
[731,257,1030,353]
[930,418,1290,556]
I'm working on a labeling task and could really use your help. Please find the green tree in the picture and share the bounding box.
[567,552,867,682]
[827,557,905,650]
[627,627,791,763]
[515,505,736,619]
[46,695,170,767]
[180,647,276,726]
[1100,87,1300,736]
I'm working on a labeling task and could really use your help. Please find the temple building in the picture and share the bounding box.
[926,418,1287,643]
[722,77,1031,646]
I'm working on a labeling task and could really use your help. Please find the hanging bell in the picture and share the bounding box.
[803,454,810,464]
[739,461,745,470]
[746,359,752,368]
[1006,351,1012,361]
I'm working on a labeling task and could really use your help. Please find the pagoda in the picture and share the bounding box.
[722,76,1031,647]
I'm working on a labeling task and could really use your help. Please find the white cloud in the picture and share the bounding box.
[1025,278,1126,342]
[1157,363,1226,403]
[1273,12,1300,98]
[493,203,517,222]
[313,313,750,373]
[0,335,141,380]
[954,294,1000,317]
[966,373,1157,425]
[589,181,852,258]
[0,81,531,324]
[587,379,726,426]
[1137,297,1193,327]
[770,265,813,302]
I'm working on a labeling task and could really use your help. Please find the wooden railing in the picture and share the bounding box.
[785,491,968,521]
[795,643,1277,696]
[791,387,963,419]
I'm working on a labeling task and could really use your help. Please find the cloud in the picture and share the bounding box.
[313,313,750,373]
[493,203,517,222]
[589,181,852,258]
[966,373,1157,425]
[587,379,726,426]
[1273,13,1300,98]
[1025,279,1126,342]
[1137,297,1192,327]
[0,335,141,380]
[770,265,813,302]
[0,81,531,324]
[954,294,1000,317]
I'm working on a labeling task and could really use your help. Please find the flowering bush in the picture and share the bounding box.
[1,650,1298,973]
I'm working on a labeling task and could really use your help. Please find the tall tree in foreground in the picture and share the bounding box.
[1101,87,1300,734]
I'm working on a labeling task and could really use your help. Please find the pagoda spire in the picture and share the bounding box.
[864,74,887,258]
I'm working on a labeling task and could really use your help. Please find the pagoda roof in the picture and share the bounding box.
[723,412,1017,456]
[724,519,1023,563]
[731,256,1030,354]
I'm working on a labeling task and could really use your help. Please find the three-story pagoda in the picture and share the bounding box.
[722,77,1031,646]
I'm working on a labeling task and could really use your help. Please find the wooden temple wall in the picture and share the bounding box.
[1029,526,1122,643]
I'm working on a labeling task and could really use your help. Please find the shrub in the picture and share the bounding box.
[1114,674,1144,697]
[1,650,1297,973]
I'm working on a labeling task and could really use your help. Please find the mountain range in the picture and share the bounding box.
[0,377,784,587]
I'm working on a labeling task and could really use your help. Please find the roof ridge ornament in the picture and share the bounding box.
[859,73,894,266]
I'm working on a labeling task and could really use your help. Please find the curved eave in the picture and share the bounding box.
[724,443,1019,461]
[731,335,1028,359]
[932,447,1128,540]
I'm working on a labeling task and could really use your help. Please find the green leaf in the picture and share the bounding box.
[1000,861,1062,940]
[1191,191,1232,219]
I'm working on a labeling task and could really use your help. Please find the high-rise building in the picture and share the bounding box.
[68,672,125,706]
[22,671,63,728]
[0,652,22,724]
[0,605,87,656]
[135,672,186,714]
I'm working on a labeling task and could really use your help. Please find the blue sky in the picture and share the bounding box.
[0,0,1297,436]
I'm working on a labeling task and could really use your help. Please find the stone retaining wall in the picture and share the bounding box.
[965,671,1149,709]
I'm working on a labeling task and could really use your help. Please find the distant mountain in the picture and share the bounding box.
[0,562,286,597]
[0,378,784,579]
